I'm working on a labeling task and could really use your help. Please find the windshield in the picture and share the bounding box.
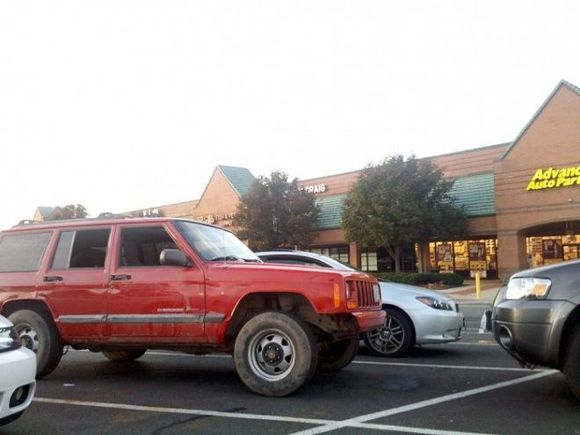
[174,221,260,262]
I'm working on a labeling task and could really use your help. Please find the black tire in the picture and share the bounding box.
[102,350,147,362]
[363,308,414,357]
[8,309,63,378]
[564,326,580,400]
[317,336,359,373]
[233,312,317,397]
[0,411,24,427]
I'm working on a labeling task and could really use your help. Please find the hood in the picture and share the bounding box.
[512,258,580,279]
[379,281,454,301]
[208,260,376,281]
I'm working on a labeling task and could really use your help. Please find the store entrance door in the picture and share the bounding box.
[564,244,579,261]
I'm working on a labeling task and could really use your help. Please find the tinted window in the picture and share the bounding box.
[0,232,52,272]
[119,226,178,267]
[52,229,111,269]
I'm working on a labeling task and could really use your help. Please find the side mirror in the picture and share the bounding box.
[160,249,192,267]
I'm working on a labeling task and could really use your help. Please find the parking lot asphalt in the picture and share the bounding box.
[4,326,580,435]
[437,279,501,304]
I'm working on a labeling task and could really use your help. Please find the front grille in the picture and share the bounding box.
[351,280,379,308]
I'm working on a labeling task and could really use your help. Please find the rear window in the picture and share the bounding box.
[52,228,111,269]
[0,232,52,272]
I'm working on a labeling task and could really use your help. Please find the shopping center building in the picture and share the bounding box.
[126,80,580,279]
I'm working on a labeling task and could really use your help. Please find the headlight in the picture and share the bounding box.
[0,326,21,353]
[373,284,381,302]
[416,296,454,311]
[506,277,551,299]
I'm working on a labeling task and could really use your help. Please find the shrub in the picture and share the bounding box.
[371,272,464,287]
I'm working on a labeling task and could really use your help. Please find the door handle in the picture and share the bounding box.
[43,275,63,282]
[111,274,132,281]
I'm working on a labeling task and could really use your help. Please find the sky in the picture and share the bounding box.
[1,1,579,230]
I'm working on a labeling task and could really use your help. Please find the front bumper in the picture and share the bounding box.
[0,347,37,423]
[352,309,386,333]
[412,308,464,344]
[492,298,575,368]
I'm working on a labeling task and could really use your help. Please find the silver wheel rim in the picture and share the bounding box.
[248,328,296,381]
[367,316,405,355]
[17,324,40,353]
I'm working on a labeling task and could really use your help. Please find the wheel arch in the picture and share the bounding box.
[1,299,55,320]
[225,292,319,345]
[382,304,416,345]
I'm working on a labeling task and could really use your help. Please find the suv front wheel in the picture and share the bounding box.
[9,309,63,377]
[233,312,317,397]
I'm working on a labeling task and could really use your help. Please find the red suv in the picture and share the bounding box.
[0,217,384,396]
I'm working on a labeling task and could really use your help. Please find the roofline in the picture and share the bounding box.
[216,165,256,198]
[217,166,243,198]
[423,142,510,161]
[298,143,510,184]
[499,79,580,161]
[297,168,363,185]
[195,165,252,205]
[123,199,199,215]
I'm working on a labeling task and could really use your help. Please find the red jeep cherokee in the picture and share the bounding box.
[0,217,384,396]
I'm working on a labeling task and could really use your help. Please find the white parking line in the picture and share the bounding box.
[33,397,330,425]
[46,351,557,434]
[351,360,538,372]
[32,397,498,434]
[141,351,538,373]
[289,370,558,435]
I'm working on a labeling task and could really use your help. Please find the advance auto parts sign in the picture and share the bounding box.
[526,166,580,191]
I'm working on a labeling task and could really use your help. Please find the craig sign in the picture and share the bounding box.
[526,166,580,191]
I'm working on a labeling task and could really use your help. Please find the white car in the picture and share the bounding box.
[256,251,464,357]
[0,315,36,426]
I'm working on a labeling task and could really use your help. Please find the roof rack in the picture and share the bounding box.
[16,219,41,226]
[12,214,133,228]
[97,212,130,219]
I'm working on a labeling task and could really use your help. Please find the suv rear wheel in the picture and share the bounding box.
[317,336,359,372]
[9,309,63,377]
[233,312,317,397]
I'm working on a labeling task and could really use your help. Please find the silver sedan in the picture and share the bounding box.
[256,250,464,357]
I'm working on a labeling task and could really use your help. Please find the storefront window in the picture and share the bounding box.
[361,248,378,272]
[429,239,498,278]
[308,246,349,264]
[527,234,579,267]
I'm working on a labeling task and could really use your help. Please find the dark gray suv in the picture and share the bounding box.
[492,259,580,398]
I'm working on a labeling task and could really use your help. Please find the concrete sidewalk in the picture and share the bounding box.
[436,279,501,303]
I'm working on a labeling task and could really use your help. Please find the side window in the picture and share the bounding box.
[52,229,111,269]
[0,232,52,272]
[119,226,178,267]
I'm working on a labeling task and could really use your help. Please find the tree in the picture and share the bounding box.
[234,171,320,251]
[46,204,88,220]
[341,154,468,272]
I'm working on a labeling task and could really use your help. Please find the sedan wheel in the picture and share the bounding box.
[363,309,413,357]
